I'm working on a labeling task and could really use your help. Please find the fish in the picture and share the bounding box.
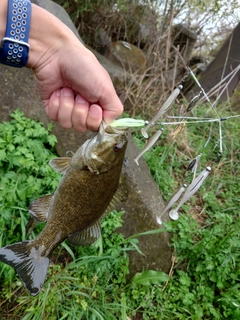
[0,121,128,296]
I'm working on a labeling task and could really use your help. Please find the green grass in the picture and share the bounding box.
[129,103,240,319]
[0,107,240,319]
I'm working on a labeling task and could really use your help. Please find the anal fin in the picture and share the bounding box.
[67,220,101,246]
[28,193,54,222]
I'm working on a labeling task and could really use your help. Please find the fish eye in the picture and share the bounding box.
[113,143,122,152]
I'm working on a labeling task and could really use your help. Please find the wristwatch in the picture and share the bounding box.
[0,0,32,67]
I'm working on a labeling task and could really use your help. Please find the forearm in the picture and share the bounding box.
[0,0,85,69]
[28,3,80,69]
[0,0,123,131]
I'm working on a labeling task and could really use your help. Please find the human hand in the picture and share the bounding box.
[27,4,123,132]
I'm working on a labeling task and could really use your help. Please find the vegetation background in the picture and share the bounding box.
[0,0,240,319]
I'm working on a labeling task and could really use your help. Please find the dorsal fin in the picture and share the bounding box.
[67,220,101,246]
[28,193,54,222]
[49,157,71,174]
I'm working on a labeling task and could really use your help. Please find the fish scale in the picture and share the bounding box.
[36,163,123,257]
[0,122,128,296]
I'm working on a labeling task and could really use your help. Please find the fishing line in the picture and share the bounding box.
[160,114,240,126]
[212,65,240,108]
[134,67,240,223]
[188,68,221,119]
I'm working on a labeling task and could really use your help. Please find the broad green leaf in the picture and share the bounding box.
[13,135,26,144]
[131,270,169,286]
[0,149,6,161]
[47,134,58,147]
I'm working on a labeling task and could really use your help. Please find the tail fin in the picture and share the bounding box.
[0,241,49,296]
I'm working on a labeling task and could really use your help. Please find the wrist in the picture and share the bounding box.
[0,1,8,40]
[0,0,32,67]
[0,1,86,70]
[27,4,79,70]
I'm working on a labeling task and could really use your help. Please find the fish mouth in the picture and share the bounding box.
[82,120,128,173]
[99,120,128,138]
[97,122,128,150]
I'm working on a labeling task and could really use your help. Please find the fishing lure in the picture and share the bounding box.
[110,118,145,128]
[141,85,183,138]
[134,128,164,165]
[187,153,202,173]
[156,183,188,224]
[187,91,202,113]
[168,166,211,220]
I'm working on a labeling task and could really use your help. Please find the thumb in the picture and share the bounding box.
[100,95,124,124]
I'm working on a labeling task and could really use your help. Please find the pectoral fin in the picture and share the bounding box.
[28,193,54,222]
[67,220,101,246]
[66,151,75,157]
[49,157,72,174]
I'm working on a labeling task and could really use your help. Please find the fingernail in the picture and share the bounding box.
[55,89,61,97]
[89,104,102,120]
[76,94,88,104]
[62,88,73,97]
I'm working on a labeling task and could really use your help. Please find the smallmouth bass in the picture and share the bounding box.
[0,122,128,296]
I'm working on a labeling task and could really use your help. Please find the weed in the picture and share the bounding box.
[0,110,60,288]
[1,100,240,320]
[129,101,240,319]
[0,210,136,320]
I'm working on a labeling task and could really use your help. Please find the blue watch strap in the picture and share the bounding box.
[0,0,32,67]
